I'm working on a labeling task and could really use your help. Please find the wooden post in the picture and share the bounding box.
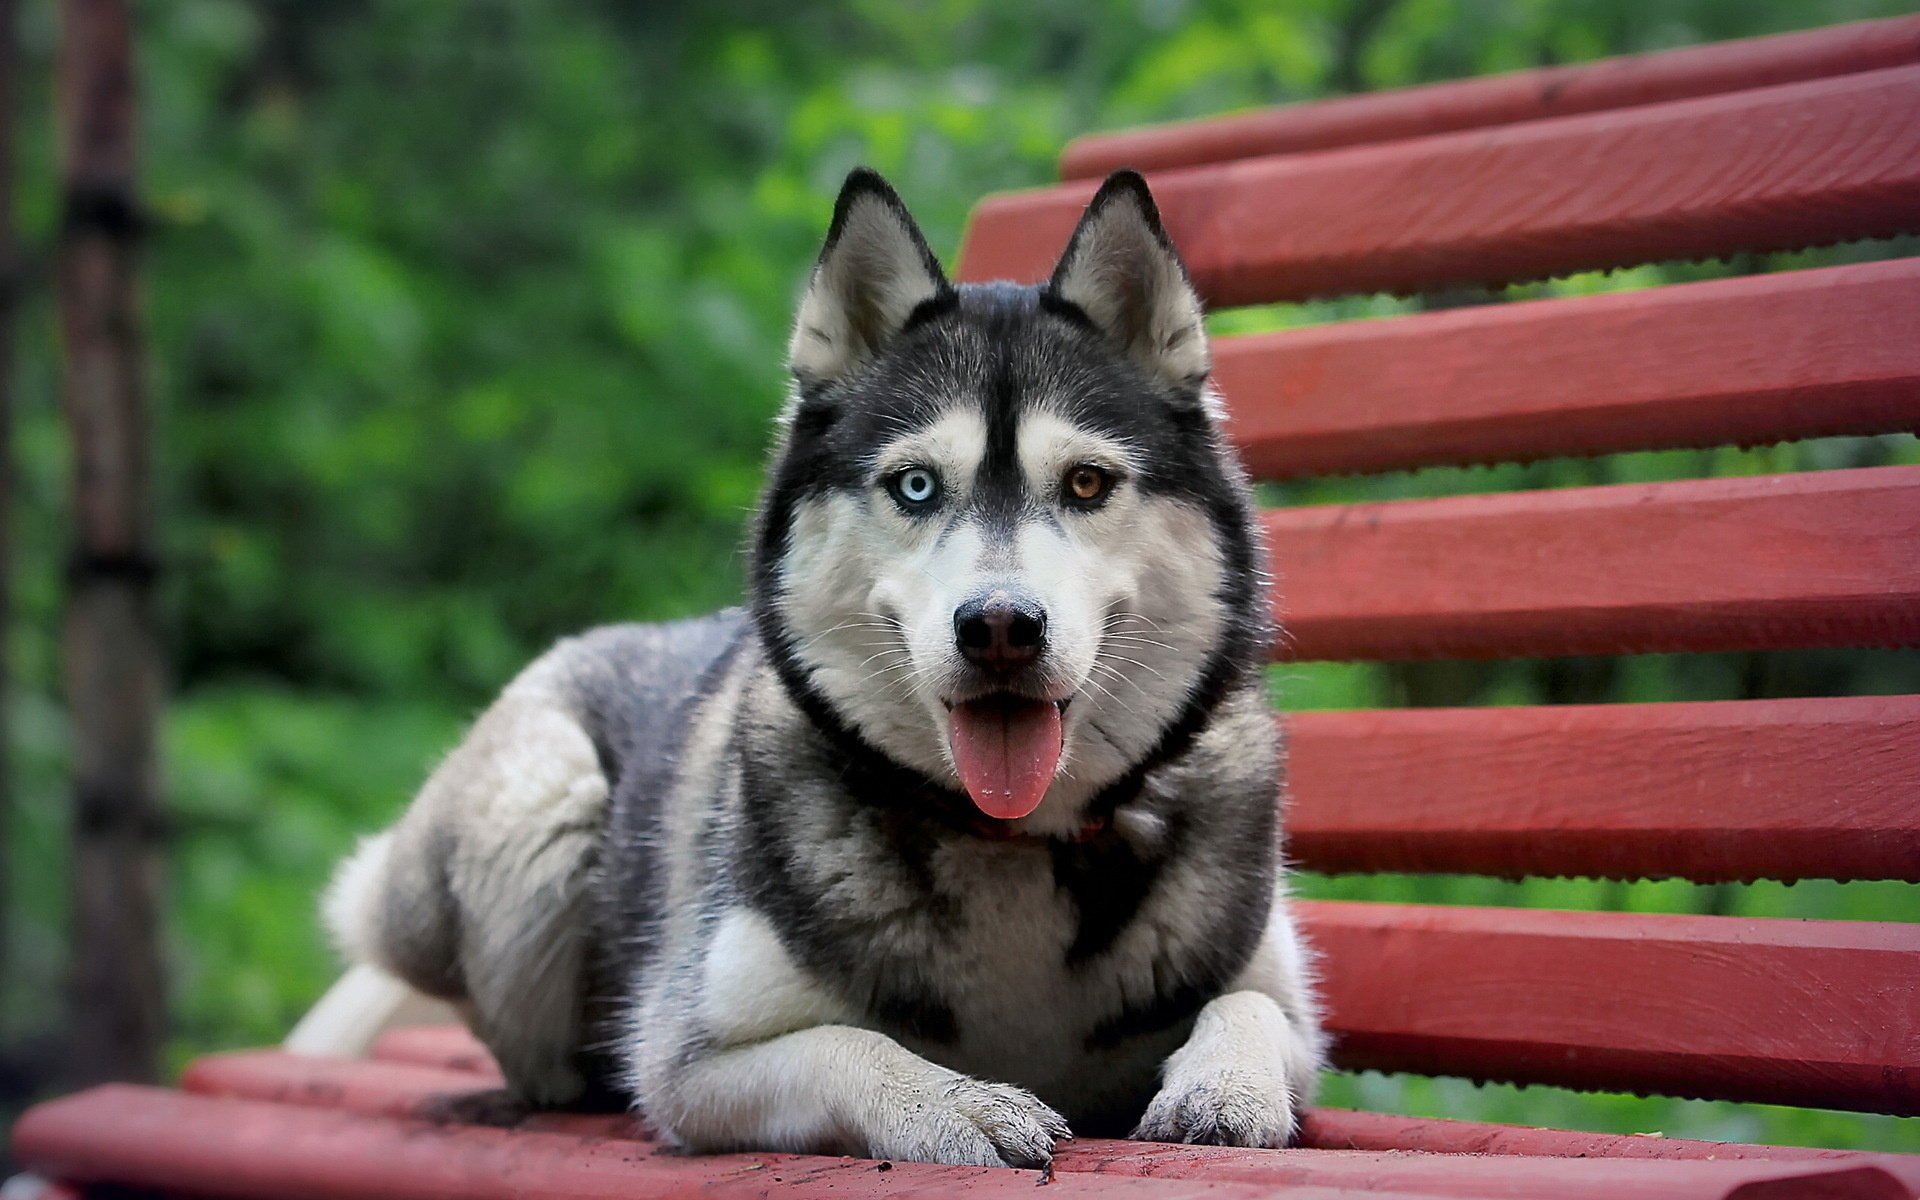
[56,0,164,1086]
[0,0,16,996]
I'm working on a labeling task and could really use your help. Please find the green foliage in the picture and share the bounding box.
[4,0,1916,1152]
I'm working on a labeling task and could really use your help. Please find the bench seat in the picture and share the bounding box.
[10,1030,1919,1199]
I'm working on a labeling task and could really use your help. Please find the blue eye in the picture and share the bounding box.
[889,467,941,510]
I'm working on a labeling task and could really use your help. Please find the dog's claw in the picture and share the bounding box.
[871,1073,1071,1168]
[1133,1070,1297,1149]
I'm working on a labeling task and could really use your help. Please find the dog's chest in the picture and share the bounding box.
[884,841,1184,1116]
[703,826,1195,1124]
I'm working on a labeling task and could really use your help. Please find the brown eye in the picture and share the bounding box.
[1065,464,1112,507]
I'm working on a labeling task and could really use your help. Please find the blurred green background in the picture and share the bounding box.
[2,0,1916,1156]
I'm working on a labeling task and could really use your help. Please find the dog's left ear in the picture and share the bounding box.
[1046,171,1209,388]
[788,168,953,387]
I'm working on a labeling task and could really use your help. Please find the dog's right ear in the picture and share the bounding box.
[788,169,953,387]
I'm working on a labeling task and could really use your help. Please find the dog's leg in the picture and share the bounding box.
[628,907,1070,1167]
[1133,892,1325,1147]
[323,649,609,1106]
[646,1026,1070,1167]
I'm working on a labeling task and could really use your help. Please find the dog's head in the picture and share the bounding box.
[750,168,1269,830]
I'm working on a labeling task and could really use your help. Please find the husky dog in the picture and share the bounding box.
[324,168,1324,1167]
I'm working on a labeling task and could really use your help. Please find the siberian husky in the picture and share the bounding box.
[323,168,1324,1167]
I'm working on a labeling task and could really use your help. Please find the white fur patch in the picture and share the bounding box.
[702,908,857,1047]
[872,408,989,489]
[322,831,394,966]
[1135,989,1315,1147]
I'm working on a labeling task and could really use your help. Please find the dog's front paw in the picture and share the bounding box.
[873,1072,1072,1168]
[1132,991,1315,1149]
[1133,1066,1294,1148]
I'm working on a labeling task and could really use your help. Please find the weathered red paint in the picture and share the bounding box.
[9,1085,1317,1200]
[192,1047,1920,1173]
[1295,1107,1891,1166]
[1214,259,1920,480]
[1301,902,1920,1114]
[370,1022,499,1074]
[186,1047,503,1114]
[182,1049,640,1139]
[1267,465,1920,662]
[1061,15,1920,177]
[361,1025,1920,1161]
[20,1079,1916,1200]
[959,68,1920,306]
[1283,695,1920,883]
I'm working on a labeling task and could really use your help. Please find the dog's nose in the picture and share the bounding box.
[955,592,1047,670]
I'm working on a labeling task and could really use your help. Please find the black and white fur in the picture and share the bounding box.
[325,169,1325,1167]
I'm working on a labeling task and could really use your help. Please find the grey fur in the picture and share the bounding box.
[326,168,1325,1165]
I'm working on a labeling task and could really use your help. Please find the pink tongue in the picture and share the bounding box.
[948,698,1064,820]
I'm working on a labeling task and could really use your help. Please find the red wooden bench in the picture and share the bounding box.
[11,14,1920,1199]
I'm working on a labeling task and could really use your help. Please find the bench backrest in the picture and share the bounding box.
[957,15,1920,1118]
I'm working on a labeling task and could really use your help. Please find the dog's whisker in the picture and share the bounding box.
[1098,650,1168,680]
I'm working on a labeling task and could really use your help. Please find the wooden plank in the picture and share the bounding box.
[370,1022,497,1071]
[0,1181,82,1200]
[179,1057,1920,1198]
[57,0,166,1090]
[196,1048,1919,1173]
[1283,695,1920,883]
[183,1050,644,1140]
[1302,901,1920,1114]
[1296,1107,1894,1166]
[1216,259,1920,479]
[1267,465,1920,661]
[957,67,1920,306]
[185,1050,510,1119]
[368,1022,496,1074]
[1061,15,1920,177]
[17,1085,1378,1200]
[162,1060,1919,1200]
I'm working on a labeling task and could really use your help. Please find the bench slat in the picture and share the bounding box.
[196,1048,1900,1167]
[1061,15,1920,177]
[161,1057,1920,1199]
[1218,259,1920,479]
[958,67,1920,306]
[364,1023,497,1074]
[14,1086,1316,1200]
[1267,465,1920,662]
[1303,901,1920,1114]
[1285,695,1920,883]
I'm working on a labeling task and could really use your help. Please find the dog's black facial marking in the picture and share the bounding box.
[901,288,961,335]
[973,350,1029,539]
